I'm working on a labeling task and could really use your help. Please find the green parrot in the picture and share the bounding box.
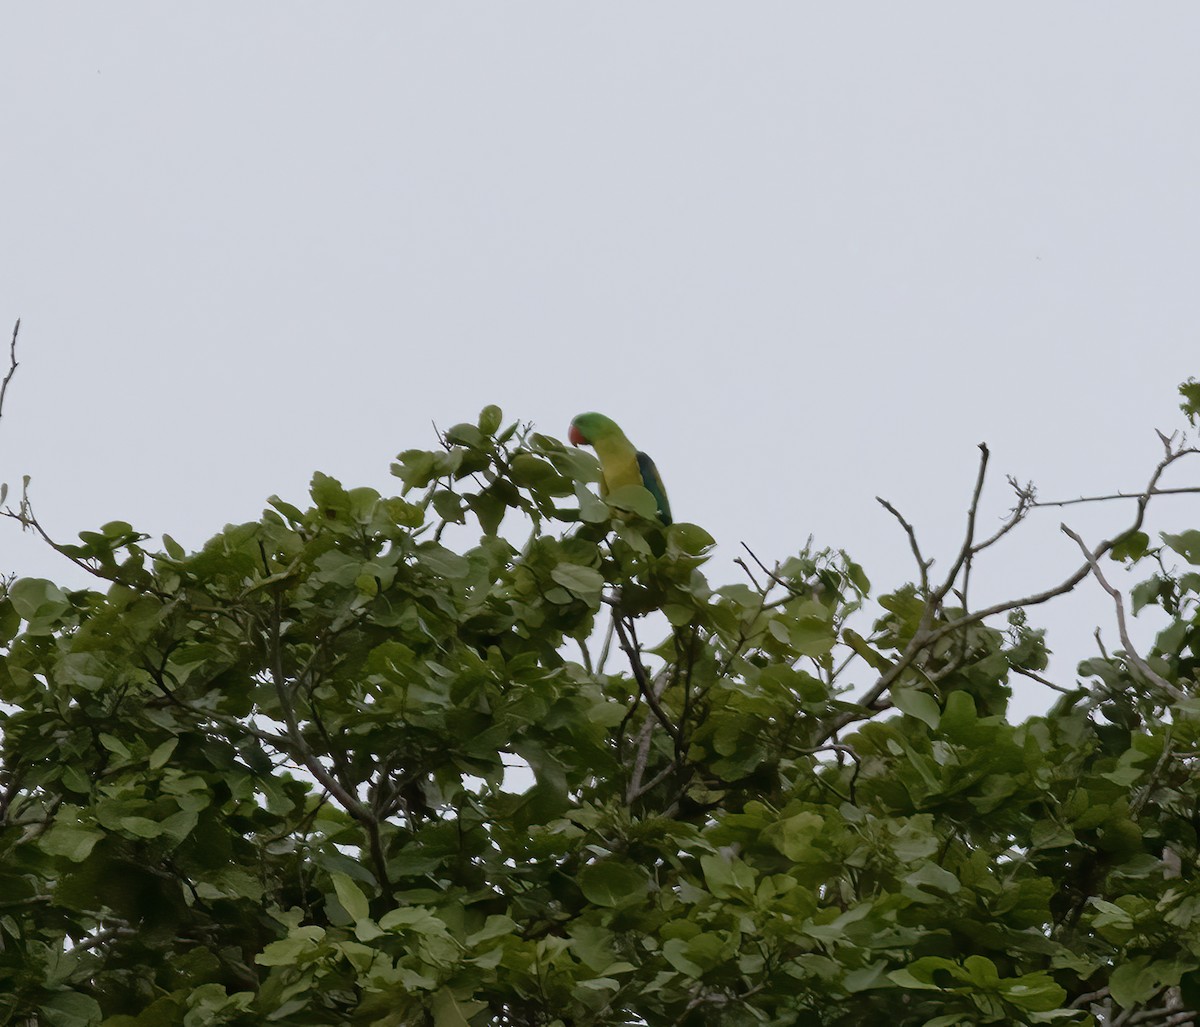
[568,412,672,525]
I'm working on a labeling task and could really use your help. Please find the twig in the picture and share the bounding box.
[1062,524,1187,702]
[876,497,931,592]
[1033,486,1200,509]
[1130,727,1174,817]
[734,557,763,593]
[626,665,673,802]
[1010,665,1075,695]
[596,608,616,673]
[68,923,136,954]
[798,743,861,803]
[1069,986,1109,1009]
[932,443,990,606]
[613,616,679,744]
[739,543,790,595]
[972,476,1035,552]
[0,319,18,427]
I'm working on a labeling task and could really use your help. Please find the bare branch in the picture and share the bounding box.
[613,616,679,744]
[734,556,763,593]
[0,319,19,428]
[876,497,931,592]
[819,434,1197,743]
[1032,485,1200,509]
[972,475,1035,552]
[739,543,807,599]
[1070,986,1110,1010]
[1062,523,1187,703]
[626,664,673,801]
[1010,664,1076,695]
[933,442,990,605]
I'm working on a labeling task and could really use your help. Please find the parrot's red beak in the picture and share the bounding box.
[568,424,586,446]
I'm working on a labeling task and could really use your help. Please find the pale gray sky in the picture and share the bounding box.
[2,6,1198,717]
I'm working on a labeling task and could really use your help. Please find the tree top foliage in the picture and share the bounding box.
[2,380,1200,1026]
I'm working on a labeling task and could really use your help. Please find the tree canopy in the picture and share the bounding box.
[2,388,1200,1026]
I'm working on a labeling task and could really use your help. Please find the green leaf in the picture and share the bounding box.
[38,992,103,1027]
[668,523,715,554]
[8,577,69,621]
[98,734,132,759]
[1109,958,1188,1008]
[662,937,704,977]
[1162,530,1200,565]
[119,816,164,839]
[904,862,961,896]
[550,564,604,597]
[40,824,104,862]
[432,989,487,1027]
[255,927,324,966]
[605,484,659,520]
[1109,957,1160,1007]
[1180,377,1200,425]
[331,872,370,922]
[578,862,646,907]
[998,972,1067,1011]
[892,688,941,729]
[766,811,824,861]
[0,597,20,644]
[1110,530,1150,562]
[467,915,518,945]
[842,628,892,672]
[444,422,484,449]
[149,739,178,770]
[478,404,503,436]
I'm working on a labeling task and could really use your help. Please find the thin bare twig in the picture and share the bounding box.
[734,556,763,593]
[1010,664,1076,695]
[740,543,783,594]
[626,665,673,801]
[1033,486,1200,509]
[1062,523,1187,702]
[933,442,990,605]
[0,319,18,427]
[972,476,1035,552]
[875,497,931,592]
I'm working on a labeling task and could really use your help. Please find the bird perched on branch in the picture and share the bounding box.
[568,412,672,525]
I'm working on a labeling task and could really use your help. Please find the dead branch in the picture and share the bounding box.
[1033,486,1200,509]
[933,442,990,605]
[875,497,931,592]
[0,319,18,428]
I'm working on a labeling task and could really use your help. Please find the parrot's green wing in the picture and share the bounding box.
[636,451,672,526]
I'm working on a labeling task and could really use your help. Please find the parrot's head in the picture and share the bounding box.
[569,412,618,447]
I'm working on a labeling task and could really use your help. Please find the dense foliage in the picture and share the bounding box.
[1,393,1200,1026]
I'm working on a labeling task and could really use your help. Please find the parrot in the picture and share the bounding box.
[568,412,672,525]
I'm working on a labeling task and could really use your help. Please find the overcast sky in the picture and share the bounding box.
[2,6,1197,718]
